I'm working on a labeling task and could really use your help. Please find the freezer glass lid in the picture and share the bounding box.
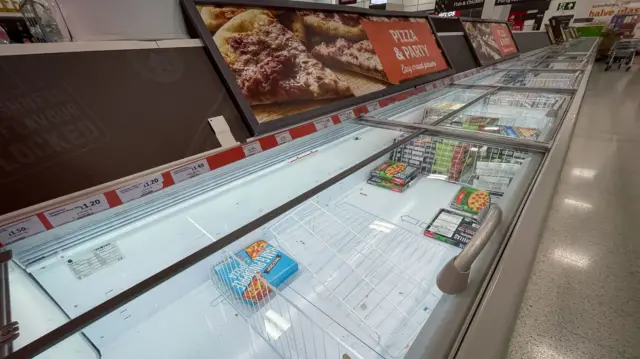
[457,69,580,89]
[437,90,571,141]
[192,132,536,359]
[415,86,491,124]
[499,59,586,70]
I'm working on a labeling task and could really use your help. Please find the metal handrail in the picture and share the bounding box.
[0,251,16,359]
[436,204,503,294]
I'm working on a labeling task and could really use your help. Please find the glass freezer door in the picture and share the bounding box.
[436,89,572,142]
[456,69,581,89]
[15,127,542,359]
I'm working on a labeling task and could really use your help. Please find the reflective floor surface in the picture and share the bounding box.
[507,63,640,359]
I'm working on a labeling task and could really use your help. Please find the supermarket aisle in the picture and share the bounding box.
[507,64,640,358]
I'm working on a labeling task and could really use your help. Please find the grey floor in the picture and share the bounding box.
[507,63,640,359]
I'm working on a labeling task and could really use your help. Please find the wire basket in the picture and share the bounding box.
[270,202,451,358]
[211,250,364,359]
[391,134,529,197]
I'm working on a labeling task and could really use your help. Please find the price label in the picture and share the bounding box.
[275,131,293,145]
[45,194,110,228]
[366,102,381,112]
[0,216,47,245]
[170,159,210,183]
[314,118,333,131]
[116,174,164,203]
[242,142,263,157]
[338,110,356,122]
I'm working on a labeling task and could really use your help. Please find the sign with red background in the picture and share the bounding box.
[360,20,449,84]
[491,23,518,56]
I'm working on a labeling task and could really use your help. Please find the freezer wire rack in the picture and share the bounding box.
[210,250,364,359]
[391,135,528,195]
[269,202,451,358]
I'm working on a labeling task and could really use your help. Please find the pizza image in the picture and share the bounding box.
[213,10,353,105]
[242,275,271,302]
[244,240,268,260]
[384,163,407,177]
[312,38,389,82]
[467,191,489,212]
[197,6,447,124]
[451,186,490,214]
[297,11,366,41]
[200,6,247,32]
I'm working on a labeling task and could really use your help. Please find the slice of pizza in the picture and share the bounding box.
[200,6,247,33]
[312,38,389,83]
[297,10,366,41]
[214,10,353,105]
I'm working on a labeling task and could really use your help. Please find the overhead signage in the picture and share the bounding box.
[436,0,484,12]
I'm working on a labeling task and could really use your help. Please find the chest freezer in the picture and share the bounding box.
[9,118,542,359]
[457,69,582,89]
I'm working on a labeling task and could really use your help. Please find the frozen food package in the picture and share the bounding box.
[214,240,298,303]
[450,186,490,214]
[370,160,419,185]
[367,173,417,193]
[424,208,479,248]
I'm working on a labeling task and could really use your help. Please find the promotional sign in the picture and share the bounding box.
[338,0,357,4]
[435,0,484,13]
[435,11,461,17]
[462,20,519,66]
[508,10,527,31]
[188,3,452,135]
[360,20,449,84]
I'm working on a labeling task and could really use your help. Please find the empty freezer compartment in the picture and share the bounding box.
[269,202,447,358]
[457,69,581,89]
[210,249,365,359]
[437,90,572,141]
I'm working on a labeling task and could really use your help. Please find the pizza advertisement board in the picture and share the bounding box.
[180,0,454,135]
[461,19,520,66]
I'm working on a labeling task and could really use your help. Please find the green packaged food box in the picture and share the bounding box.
[367,174,416,193]
[450,186,490,215]
[370,161,418,185]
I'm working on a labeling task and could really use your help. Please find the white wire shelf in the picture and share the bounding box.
[211,249,364,359]
[270,202,449,358]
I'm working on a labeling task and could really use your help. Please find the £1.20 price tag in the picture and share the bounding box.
[45,194,110,228]
[338,110,355,122]
[275,131,293,145]
[170,159,210,184]
[116,174,164,203]
[314,118,333,131]
[0,216,47,245]
[242,142,263,157]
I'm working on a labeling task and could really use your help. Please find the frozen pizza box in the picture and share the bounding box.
[424,208,480,249]
[371,160,419,185]
[213,240,298,304]
[450,185,490,215]
[367,173,417,193]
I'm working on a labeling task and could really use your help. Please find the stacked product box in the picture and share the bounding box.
[471,147,526,199]
[367,160,419,193]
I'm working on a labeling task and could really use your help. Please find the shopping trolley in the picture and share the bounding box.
[605,38,640,71]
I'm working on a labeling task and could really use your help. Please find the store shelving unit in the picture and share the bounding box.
[5,35,599,359]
